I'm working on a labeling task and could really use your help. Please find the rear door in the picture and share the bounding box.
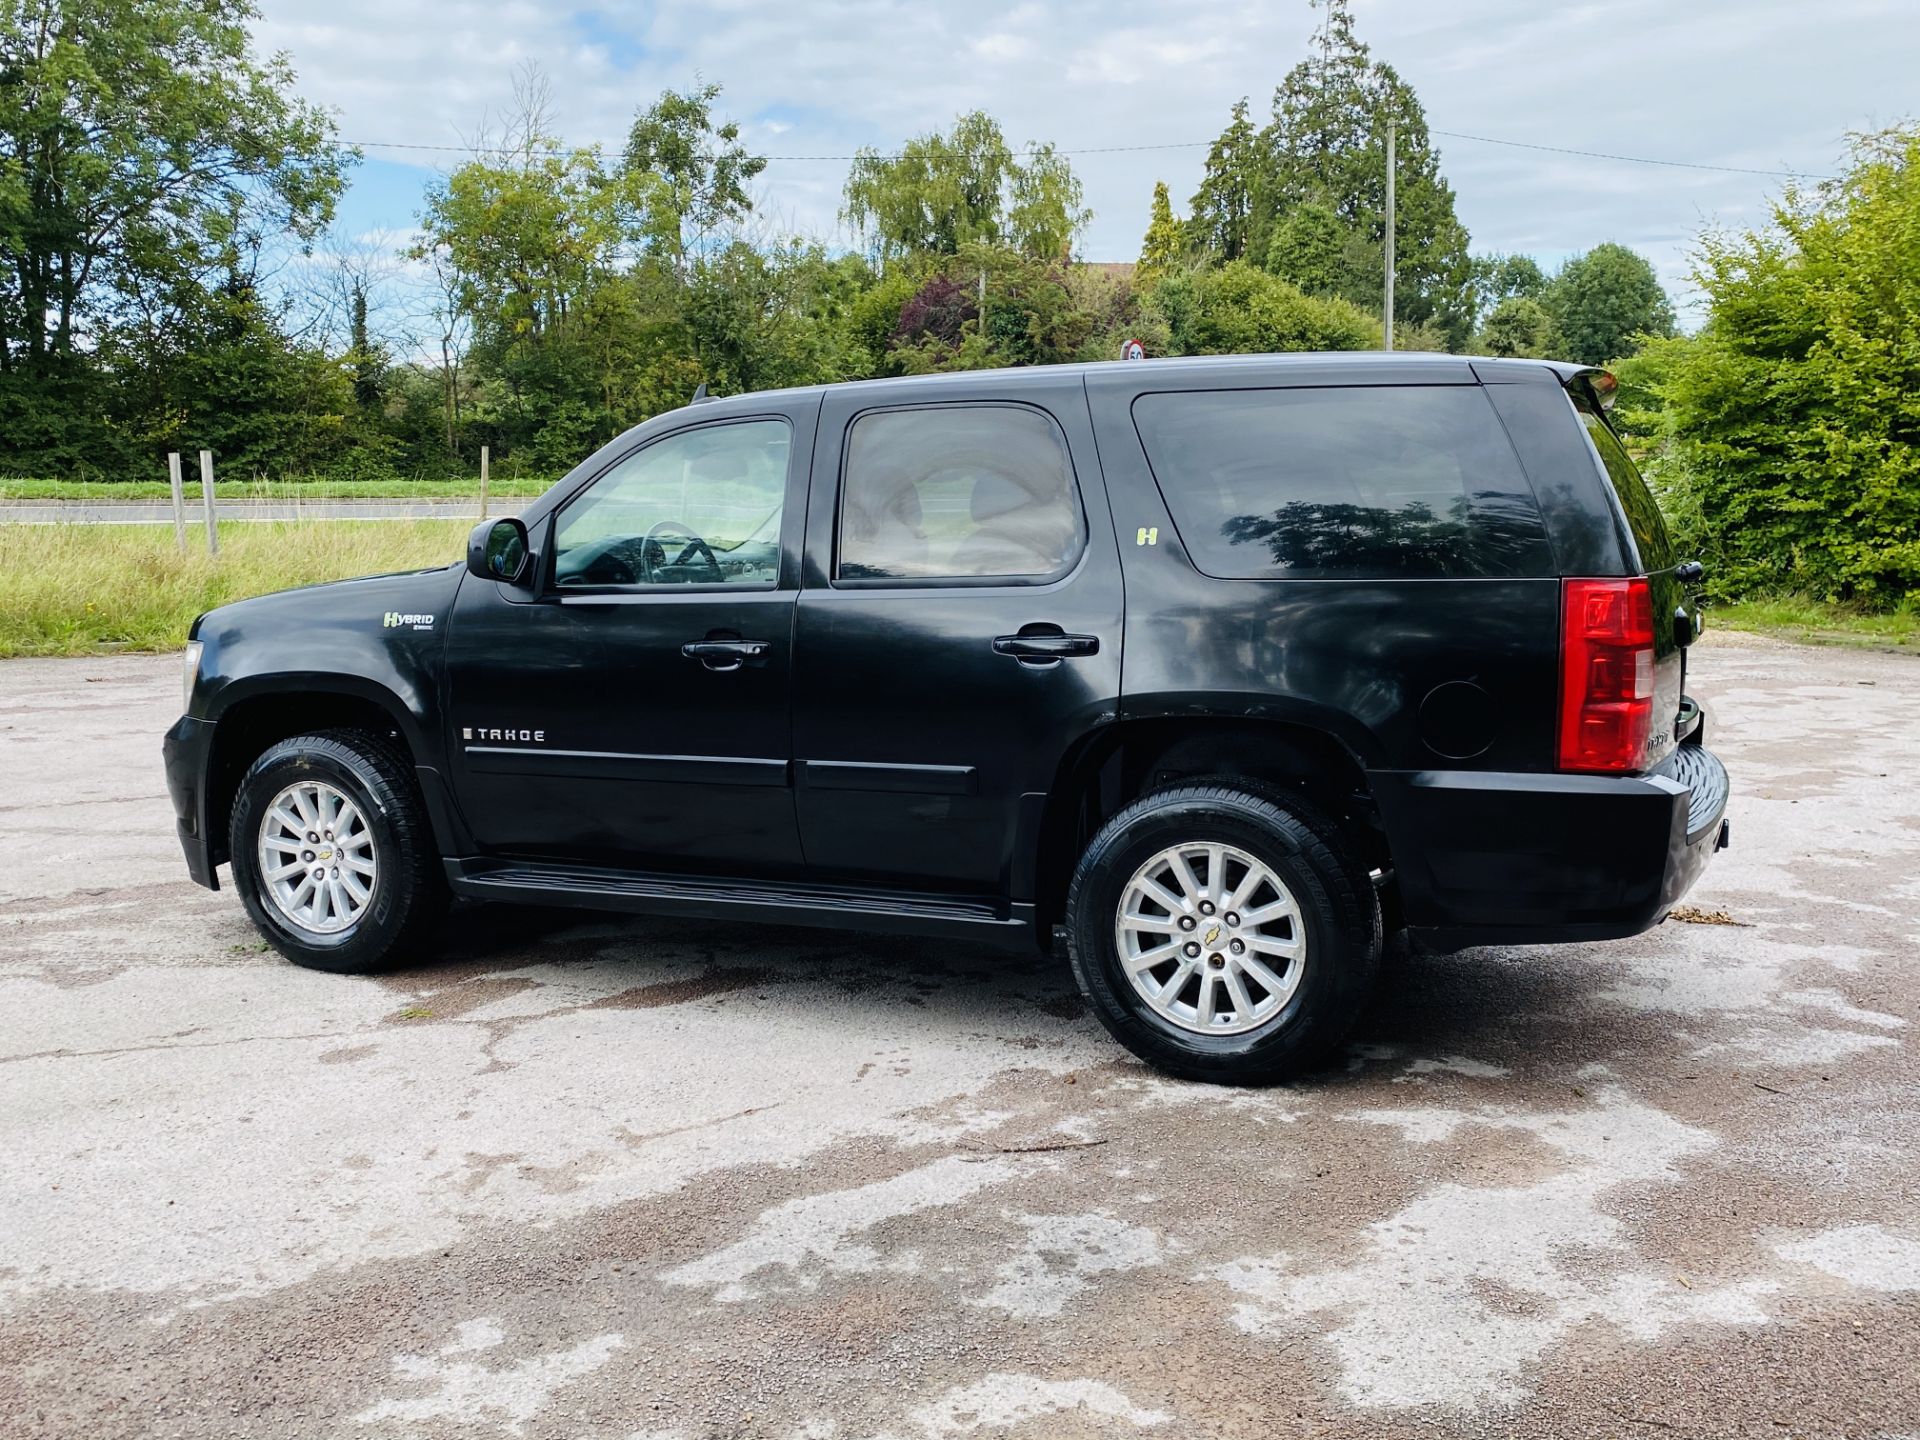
[791,374,1123,895]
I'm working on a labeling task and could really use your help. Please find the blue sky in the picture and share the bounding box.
[261,0,1919,320]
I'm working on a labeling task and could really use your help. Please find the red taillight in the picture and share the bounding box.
[1558,577,1655,773]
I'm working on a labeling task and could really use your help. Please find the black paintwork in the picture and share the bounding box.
[163,351,1728,949]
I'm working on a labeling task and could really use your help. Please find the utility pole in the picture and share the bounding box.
[1383,115,1396,352]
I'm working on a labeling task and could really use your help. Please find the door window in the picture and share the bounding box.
[1131,386,1552,579]
[836,405,1085,583]
[553,419,790,588]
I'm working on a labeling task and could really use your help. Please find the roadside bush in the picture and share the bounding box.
[1151,261,1380,356]
[1647,128,1920,605]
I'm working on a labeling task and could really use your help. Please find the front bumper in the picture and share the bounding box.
[1373,741,1730,948]
[162,714,220,890]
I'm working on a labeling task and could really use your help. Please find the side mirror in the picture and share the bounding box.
[468,517,531,587]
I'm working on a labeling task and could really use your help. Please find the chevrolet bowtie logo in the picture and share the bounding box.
[1203,924,1221,946]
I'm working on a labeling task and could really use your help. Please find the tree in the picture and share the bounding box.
[0,0,348,472]
[1470,252,1547,326]
[1264,201,1348,296]
[1187,100,1260,262]
[1137,182,1183,286]
[1258,0,1474,345]
[841,112,1088,264]
[1640,128,1920,603]
[624,82,766,276]
[1473,296,1559,358]
[1543,243,1674,365]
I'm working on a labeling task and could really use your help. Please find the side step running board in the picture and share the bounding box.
[446,860,1040,949]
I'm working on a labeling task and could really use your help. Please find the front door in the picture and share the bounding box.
[445,409,811,873]
[791,374,1123,895]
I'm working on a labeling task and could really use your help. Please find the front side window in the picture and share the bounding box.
[553,419,790,588]
[1132,386,1553,580]
[837,405,1085,583]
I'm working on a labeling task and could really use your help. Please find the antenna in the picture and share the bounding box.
[690,382,709,404]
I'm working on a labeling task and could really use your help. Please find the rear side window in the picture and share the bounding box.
[1571,391,1675,571]
[837,404,1085,583]
[1131,386,1553,580]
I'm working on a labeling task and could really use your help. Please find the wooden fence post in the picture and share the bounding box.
[480,445,490,521]
[198,449,218,557]
[167,453,187,552]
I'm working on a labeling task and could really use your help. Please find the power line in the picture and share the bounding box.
[336,129,1834,180]
[1430,128,1831,180]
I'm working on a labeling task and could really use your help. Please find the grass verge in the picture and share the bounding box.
[0,521,470,657]
[0,475,554,502]
[1710,594,1917,650]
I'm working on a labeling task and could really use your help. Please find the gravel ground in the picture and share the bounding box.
[1,631,1916,1439]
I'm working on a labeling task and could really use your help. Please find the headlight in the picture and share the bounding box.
[182,640,204,714]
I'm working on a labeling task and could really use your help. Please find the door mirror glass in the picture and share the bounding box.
[468,517,530,585]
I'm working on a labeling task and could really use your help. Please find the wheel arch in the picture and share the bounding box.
[1031,714,1387,930]
[204,677,462,870]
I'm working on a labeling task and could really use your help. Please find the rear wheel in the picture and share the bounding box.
[228,729,445,974]
[1064,782,1380,1084]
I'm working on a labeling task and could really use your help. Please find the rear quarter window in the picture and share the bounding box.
[1571,392,1675,572]
[1131,386,1553,580]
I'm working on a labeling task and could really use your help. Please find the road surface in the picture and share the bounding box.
[1,632,1916,1438]
[0,499,524,525]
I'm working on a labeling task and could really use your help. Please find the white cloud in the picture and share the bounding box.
[257,0,1919,308]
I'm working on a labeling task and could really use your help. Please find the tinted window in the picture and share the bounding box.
[553,420,788,588]
[838,405,1084,582]
[1572,393,1674,570]
[1132,386,1553,579]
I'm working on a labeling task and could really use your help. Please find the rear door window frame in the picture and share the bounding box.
[829,399,1091,590]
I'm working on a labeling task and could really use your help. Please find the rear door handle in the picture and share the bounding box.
[682,639,769,671]
[992,633,1100,662]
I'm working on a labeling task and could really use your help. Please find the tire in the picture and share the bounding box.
[228,728,446,974]
[1063,781,1381,1085]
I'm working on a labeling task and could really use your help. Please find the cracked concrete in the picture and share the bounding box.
[1,631,1917,1439]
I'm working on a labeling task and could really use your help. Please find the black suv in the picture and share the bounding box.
[163,353,1729,1084]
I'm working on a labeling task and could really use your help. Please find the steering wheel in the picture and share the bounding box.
[642,519,723,583]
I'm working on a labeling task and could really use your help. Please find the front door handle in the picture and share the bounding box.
[682,639,769,672]
[992,633,1100,663]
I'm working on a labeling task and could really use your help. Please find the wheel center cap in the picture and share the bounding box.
[317,846,334,862]
[1203,923,1221,946]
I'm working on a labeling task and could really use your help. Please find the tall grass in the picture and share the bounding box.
[0,520,471,656]
[1710,593,1918,650]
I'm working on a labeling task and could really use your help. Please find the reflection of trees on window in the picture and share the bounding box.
[1219,492,1550,579]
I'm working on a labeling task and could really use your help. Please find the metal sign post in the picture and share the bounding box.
[167,453,187,552]
[198,450,218,557]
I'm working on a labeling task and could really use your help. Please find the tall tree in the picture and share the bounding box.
[1543,242,1675,365]
[841,111,1088,264]
[1259,0,1474,344]
[1187,99,1260,262]
[624,82,766,276]
[1136,181,1182,286]
[0,0,346,374]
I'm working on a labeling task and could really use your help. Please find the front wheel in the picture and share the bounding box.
[1063,782,1381,1085]
[228,729,445,974]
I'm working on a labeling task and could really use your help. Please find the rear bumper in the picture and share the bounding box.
[162,714,220,891]
[1374,742,1730,948]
